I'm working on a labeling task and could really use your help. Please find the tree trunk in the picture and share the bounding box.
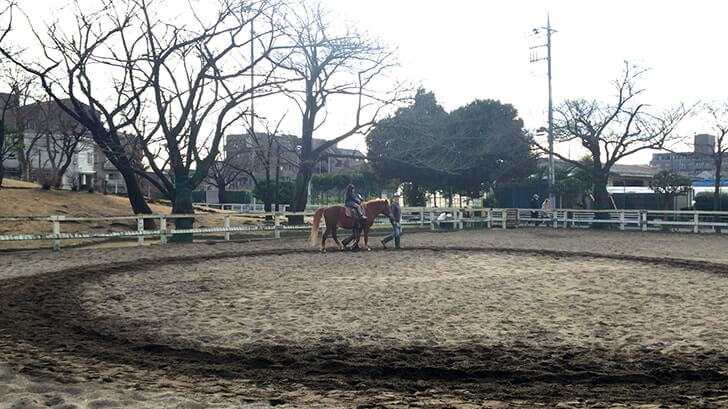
[714,155,723,233]
[120,169,155,229]
[0,127,4,188]
[274,147,281,212]
[20,155,31,181]
[289,161,313,225]
[592,171,610,229]
[51,169,64,189]
[264,200,273,222]
[217,179,227,205]
[171,176,194,243]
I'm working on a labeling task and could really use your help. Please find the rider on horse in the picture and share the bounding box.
[345,183,367,223]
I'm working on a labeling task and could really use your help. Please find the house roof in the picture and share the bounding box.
[609,164,660,178]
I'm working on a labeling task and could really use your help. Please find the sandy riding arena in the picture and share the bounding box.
[1,230,728,408]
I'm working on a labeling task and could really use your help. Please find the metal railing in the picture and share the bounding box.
[2,207,728,250]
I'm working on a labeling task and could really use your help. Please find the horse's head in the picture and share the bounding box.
[363,199,394,221]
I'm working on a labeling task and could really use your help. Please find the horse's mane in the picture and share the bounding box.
[363,198,388,206]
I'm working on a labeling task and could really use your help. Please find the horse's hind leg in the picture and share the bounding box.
[331,228,344,250]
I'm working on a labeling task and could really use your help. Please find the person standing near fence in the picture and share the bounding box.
[530,193,540,225]
[381,192,402,249]
[540,198,551,227]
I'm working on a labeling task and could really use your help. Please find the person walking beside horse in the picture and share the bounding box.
[381,192,402,249]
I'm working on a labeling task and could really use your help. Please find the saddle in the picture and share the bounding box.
[343,205,366,221]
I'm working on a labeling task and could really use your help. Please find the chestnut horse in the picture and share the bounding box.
[309,199,393,252]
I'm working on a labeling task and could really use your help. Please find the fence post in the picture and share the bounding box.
[274,211,281,239]
[486,209,492,229]
[619,211,625,231]
[224,214,231,241]
[552,211,557,229]
[429,210,435,231]
[693,212,699,234]
[51,216,62,251]
[419,209,424,227]
[502,209,507,230]
[160,216,168,244]
[641,211,648,232]
[137,217,144,246]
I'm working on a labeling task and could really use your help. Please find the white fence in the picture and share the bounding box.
[2,207,728,250]
[193,203,321,213]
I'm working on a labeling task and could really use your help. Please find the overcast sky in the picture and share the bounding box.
[320,0,728,164]
[11,0,728,165]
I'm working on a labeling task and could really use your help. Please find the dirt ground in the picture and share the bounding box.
[1,229,728,408]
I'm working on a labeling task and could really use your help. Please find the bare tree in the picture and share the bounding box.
[0,0,155,215]
[120,0,286,240]
[6,74,45,182]
[278,2,405,223]
[0,0,16,188]
[206,144,248,205]
[650,170,691,210]
[0,89,18,186]
[535,62,691,212]
[17,99,89,188]
[699,102,728,211]
[234,117,293,217]
[0,0,287,238]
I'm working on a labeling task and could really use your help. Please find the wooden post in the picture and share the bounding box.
[619,211,625,231]
[693,212,699,234]
[429,210,435,231]
[419,209,424,226]
[274,211,281,239]
[641,211,648,232]
[137,217,144,246]
[160,216,168,244]
[224,215,231,241]
[502,210,507,230]
[486,209,492,229]
[51,216,61,251]
[553,210,557,229]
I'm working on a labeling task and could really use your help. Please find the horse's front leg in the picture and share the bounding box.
[363,226,371,251]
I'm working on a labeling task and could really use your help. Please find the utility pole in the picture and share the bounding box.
[250,20,255,139]
[530,15,556,212]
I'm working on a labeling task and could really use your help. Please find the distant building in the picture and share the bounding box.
[608,164,660,187]
[221,133,366,191]
[1,98,131,192]
[650,134,725,179]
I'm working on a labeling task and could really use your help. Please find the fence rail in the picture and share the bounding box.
[2,207,728,250]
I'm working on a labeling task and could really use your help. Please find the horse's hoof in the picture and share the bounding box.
[366,247,371,251]
[320,248,327,253]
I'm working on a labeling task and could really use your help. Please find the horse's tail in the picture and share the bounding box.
[309,207,325,247]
